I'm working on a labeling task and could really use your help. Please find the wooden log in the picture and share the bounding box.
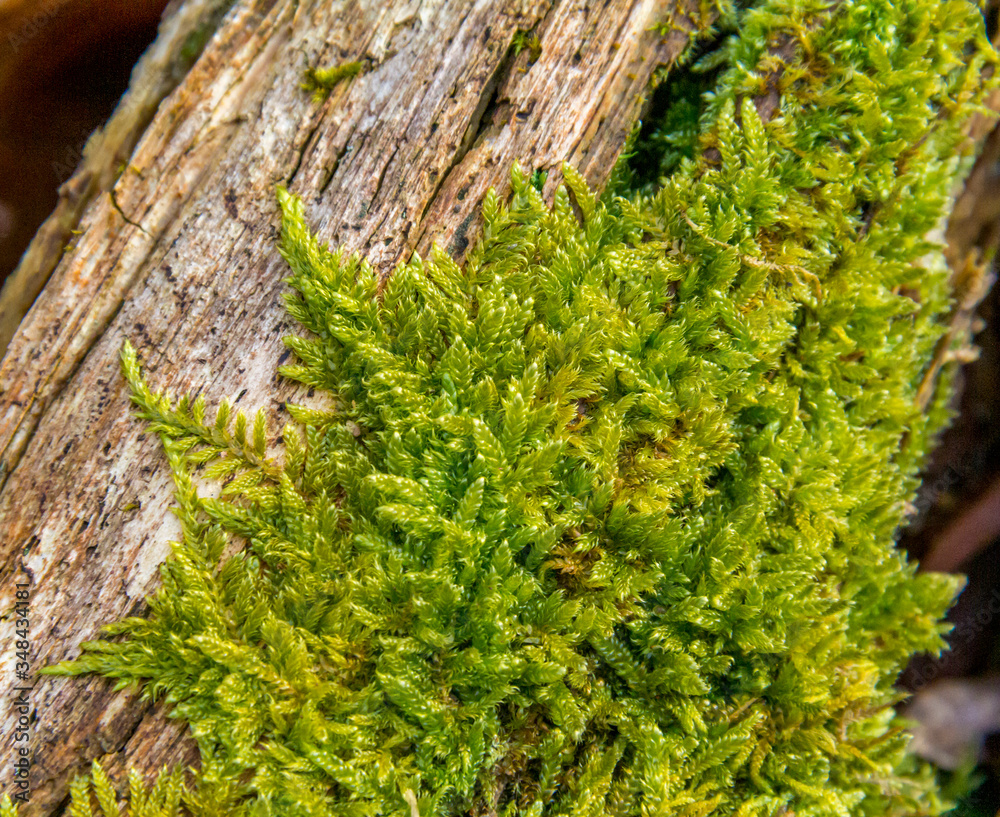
[0,0,695,813]
[0,0,238,351]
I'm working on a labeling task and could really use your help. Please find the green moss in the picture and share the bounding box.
[529,168,548,194]
[177,2,241,73]
[302,60,364,102]
[19,0,998,815]
[622,70,713,196]
[512,30,542,64]
[180,24,215,66]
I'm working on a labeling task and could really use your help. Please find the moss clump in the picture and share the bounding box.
[301,60,363,102]
[29,0,997,815]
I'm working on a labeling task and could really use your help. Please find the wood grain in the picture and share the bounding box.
[0,0,695,812]
[0,0,238,350]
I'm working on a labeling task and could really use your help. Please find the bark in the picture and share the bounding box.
[0,0,695,813]
[0,0,237,351]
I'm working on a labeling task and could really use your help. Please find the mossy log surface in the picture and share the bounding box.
[0,0,692,813]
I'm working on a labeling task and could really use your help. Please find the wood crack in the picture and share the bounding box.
[407,4,560,261]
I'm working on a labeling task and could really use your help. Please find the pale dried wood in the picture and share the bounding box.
[0,0,238,351]
[0,0,694,813]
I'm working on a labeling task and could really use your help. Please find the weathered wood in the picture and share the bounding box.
[0,0,237,351]
[0,0,694,813]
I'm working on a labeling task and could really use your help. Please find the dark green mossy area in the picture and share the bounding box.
[17,0,999,815]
